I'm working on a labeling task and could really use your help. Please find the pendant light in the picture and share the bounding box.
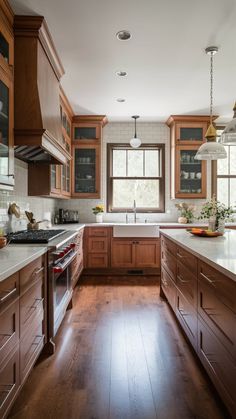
[130,115,141,148]
[220,102,236,145]
[195,46,227,160]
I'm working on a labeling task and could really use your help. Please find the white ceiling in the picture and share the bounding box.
[10,0,236,122]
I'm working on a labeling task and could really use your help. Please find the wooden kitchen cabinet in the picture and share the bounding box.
[166,115,212,199]
[111,238,160,269]
[160,232,236,418]
[85,227,111,269]
[28,88,72,198]
[0,255,46,418]
[0,1,14,190]
[71,229,84,288]
[72,115,107,198]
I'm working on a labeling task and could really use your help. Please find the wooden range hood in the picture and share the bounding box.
[14,16,71,165]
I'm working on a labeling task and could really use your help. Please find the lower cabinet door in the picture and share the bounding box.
[111,240,135,267]
[135,240,160,268]
[176,289,197,350]
[20,310,44,382]
[198,317,236,418]
[161,267,176,311]
[87,253,108,268]
[0,347,20,419]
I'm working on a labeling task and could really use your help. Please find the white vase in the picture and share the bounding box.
[178,216,187,224]
[95,213,103,223]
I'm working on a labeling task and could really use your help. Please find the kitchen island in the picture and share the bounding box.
[160,229,236,419]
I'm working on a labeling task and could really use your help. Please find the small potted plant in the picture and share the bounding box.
[92,204,104,223]
[198,195,234,232]
[175,202,196,224]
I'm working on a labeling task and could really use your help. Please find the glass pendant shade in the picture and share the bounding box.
[195,141,227,160]
[220,102,236,145]
[130,115,141,148]
[130,136,141,148]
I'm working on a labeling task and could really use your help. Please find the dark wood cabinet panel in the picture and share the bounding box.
[176,289,198,350]
[111,240,135,268]
[0,300,19,368]
[161,266,176,311]
[87,227,108,237]
[198,318,236,418]
[176,260,197,307]
[135,240,160,268]
[88,237,108,253]
[20,279,44,338]
[176,246,197,276]
[161,247,176,281]
[0,347,20,419]
[19,256,44,295]
[0,272,19,314]
[87,254,108,268]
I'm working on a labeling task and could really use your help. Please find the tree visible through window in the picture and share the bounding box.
[107,144,165,212]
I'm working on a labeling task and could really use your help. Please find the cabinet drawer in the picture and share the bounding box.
[198,318,236,418]
[198,277,236,361]
[87,227,108,237]
[161,267,176,311]
[176,247,197,276]
[0,273,19,314]
[20,279,44,338]
[198,260,236,313]
[87,254,108,268]
[176,289,197,349]
[0,300,19,368]
[20,256,45,295]
[88,237,108,253]
[20,314,44,382]
[161,236,177,256]
[176,261,197,307]
[0,347,20,419]
[161,248,176,281]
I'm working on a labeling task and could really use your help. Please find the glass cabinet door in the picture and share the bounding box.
[176,147,206,198]
[176,122,207,144]
[74,124,100,141]
[0,78,13,186]
[74,148,98,194]
[61,161,71,195]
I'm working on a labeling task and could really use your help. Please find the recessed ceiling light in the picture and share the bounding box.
[116,98,126,102]
[116,30,131,41]
[116,71,127,77]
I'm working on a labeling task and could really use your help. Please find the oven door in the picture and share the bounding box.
[51,252,76,337]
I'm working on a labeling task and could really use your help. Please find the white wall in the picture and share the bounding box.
[57,122,211,223]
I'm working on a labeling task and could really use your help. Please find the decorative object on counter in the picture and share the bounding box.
[130,115,141,148]
[195,46,227,160]
[0,235,7,248]
[175,202,196,223]
[25,210,44,230]
[220,102,236,145]
[187,227,223,237]
[198,195,233,232]
[58,208,79,224]
[8,202,21,218]
[92,204,104,223]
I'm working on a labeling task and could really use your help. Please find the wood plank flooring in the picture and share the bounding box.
[9,276,229,419]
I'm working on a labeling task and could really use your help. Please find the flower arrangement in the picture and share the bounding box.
[92,204,104,215]
[175,202,196,223]
[198,195,234,229]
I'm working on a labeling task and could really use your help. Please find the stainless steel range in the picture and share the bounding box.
[8,228,82,353]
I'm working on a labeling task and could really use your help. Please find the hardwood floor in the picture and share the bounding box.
[9,276,229,419]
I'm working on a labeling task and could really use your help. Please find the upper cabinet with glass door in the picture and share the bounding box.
[166,115,212,199]
[72,115,108,198]
[0,2,14,189]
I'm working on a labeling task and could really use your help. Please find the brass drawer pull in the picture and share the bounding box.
[0,287,17,303]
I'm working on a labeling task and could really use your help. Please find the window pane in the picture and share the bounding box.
[229,146,236,175]
[113,150,126,176]
[229,179,236,209]
[217,178,229,207]
[217,146,229,175]
[113,179,160,208]
[127,150,143,177]
[145,150,160,177]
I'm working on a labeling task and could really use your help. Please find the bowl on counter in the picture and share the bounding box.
[0,236,7,249]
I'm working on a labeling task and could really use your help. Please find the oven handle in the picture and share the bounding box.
[52,251,77,274]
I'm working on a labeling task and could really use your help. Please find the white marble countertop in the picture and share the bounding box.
[160,229,236,282]
[0,246,47,282]
[54,221,236,228]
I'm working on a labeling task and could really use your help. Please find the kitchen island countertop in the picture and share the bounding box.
[0,246,47,282]
[160,228,236,282]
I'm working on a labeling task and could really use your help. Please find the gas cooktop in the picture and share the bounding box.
[8,229,66,244]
